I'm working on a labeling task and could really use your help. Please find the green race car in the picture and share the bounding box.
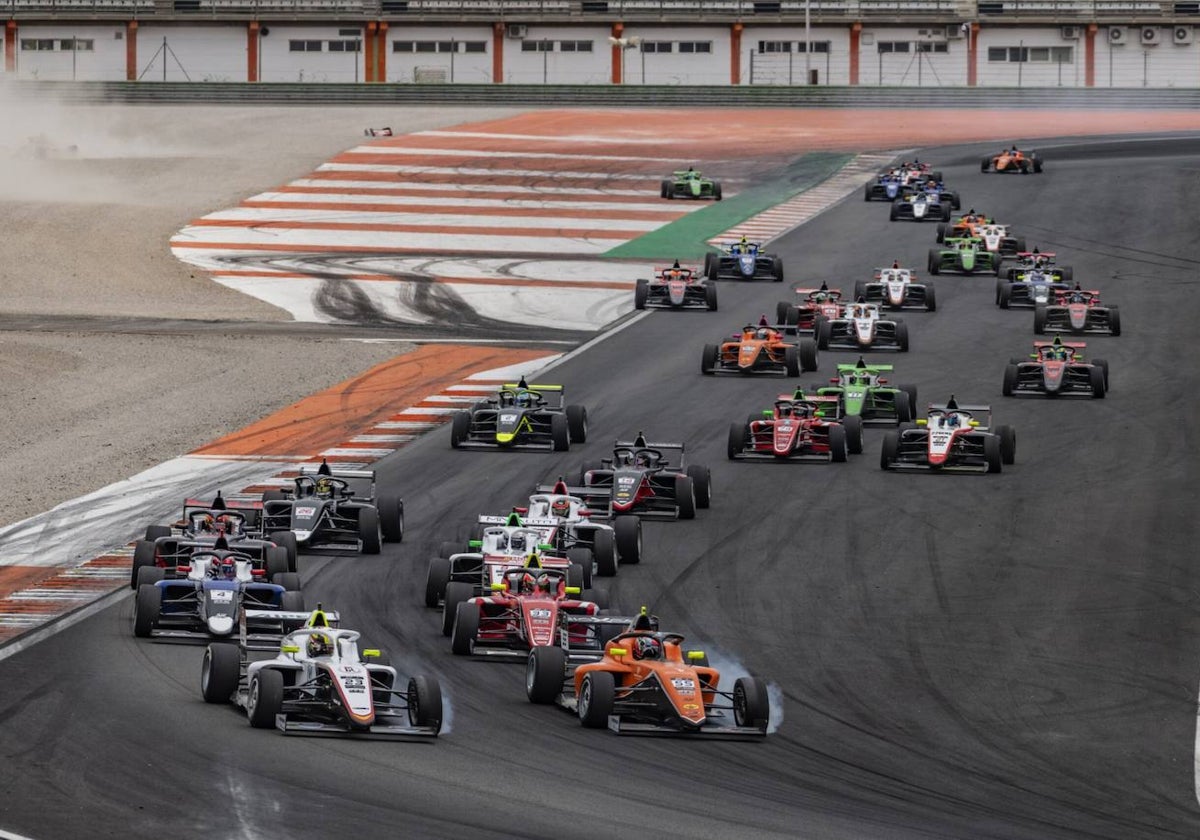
[927,237,1002,276]
[661,167,722,201]
[812,358,917,425]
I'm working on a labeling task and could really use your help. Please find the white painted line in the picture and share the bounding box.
[289,179,657,198]
[414,129,692,145]
[345,145,679,163]
[318,447,395,458]
[374,421,442,430]
[173,228,620,255]
[249,192,691,213]
[316,163,658,181]
[420,394,480,404]
[348,434,414,444]
[199,207,663,233]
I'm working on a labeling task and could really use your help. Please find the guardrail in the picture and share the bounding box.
[11,80,1200,106]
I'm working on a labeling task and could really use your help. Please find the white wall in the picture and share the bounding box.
[12,25,126,81]
[977,25,1081,87]
[137,25,246,82]
[743,25,852,85]
[621,25,730,86]
[384,24,492,84]
[1096,26,1200,87]
[504,25,609,84]
[856,26,967,87]
[258,24,363,83]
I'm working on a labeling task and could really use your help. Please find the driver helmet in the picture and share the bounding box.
[947,414,960,427]
[535,573,555,594]
[632,636,662,661]
[315,477,332,497]
[550,497,571,518]
[510,533,527,553]
[519,572,537,594]
[515,391,533,408]
[634,451,652,467]
[220,558,237,580]
[307,633,331,658]
[198,514,215,532]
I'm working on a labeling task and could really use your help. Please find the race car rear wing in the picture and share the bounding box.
[298,465,375,480]
[533,483,614,518]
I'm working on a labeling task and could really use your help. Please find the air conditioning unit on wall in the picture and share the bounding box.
[1140,26,1162,45]
[1060,25,1080,40]
[946,24,966,39]
[506,24,527,39]
[1173,25,1193,44]
[1108,26,1126,45]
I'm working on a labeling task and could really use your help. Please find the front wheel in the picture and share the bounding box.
[828,423,848,463]
[997,425,1017,465]
[450,601,479,656]
[407,675,443,733]
[201,643,241,704]
[578,671,616,728]
[843,415,864,455]
[450,411,470,449]
[701,343,718,375]
[424,557,450,608]
[247,669,284,729]
[674,474,696,520]
[550,413,570,452]
[527,646,567,704]
[358,506,381,555]
[613,515,641,565]
[565,404,588,444]
[634,279,648,310]
[687,464,711,509]
[733,676,771,729]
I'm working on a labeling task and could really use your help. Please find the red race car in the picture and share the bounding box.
[1034,285,1121,336]
[775,282,846,332]
[727,392,863,462]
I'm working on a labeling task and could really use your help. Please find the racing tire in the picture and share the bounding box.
[853,280,867,301]
[578,670,616,728]
[407,675,443,733]
[801,337,820,371]
[951,193,961,210]
[614,516,641,565]
[450,602,479,656]
[246,669,284,729]
[993,259,1002,277]
[784,345,801,377]
[144,524,170,542]
[1002,364,1019,397]
[634,278,649,310]
[771,256,784,282]
[578,459,603,486]
[814,318,830,351]
[137,566,165,588]
[889,202,900,222]
[843,415,864,455]
[728,422,747,460]
[706,260,719,282]
[1094,358,1110,389]
[1060,266,1074,284]
[424,557,451,608]
[674,474,696,520]
[550,413,570,452]
[527,646,567,705]
[935,223,947,244]
[1032,155,1043,173]
[713,182,723,201]
[566,404,588,444]
[734,677,771,729]
[995,426,1019,465]
[442,582,473,636]
[1108,306,1121,336]
[567,548,593,589]
[265,547,289,581]
[450,411,470,449]
[687,464,712,509]
[703,252,715,276]
[1033,305,1048,335]
[981,156,992,172]
[130,539,158,589]
[941,203,953,221]
[660,180,669,199]
[1089,366,1106,398]
[280,590,304,612]
[262,490,287,504]
[881,431,899,470]
[666,186,675,200]
[895,321,910,352]
[828,423,848,463]
[896,388,914,423]
[927,250,941,275]
[863,183,873,201]
[270,530,299,572]
[592,528,618,577]
[201,643,241,704]
[1014,237,1027,254]
[924,284,937,312]
[701,343,719,375]
[582,588,610,610]
[984,435,1003,473]
[705,282,718,311]
[439,541,463,559]
[133,584,160,638]
[358,506,382,555]
[274,572,301,592]
[784,305,801,329]
[378,495,404,543]
[998,282,1012,309]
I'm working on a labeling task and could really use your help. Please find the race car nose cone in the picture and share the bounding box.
[208,615,234,635]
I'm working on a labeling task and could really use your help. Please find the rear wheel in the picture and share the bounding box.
[660,179,670,199]
[265,547,288,580]
[828,424,848,463]
[775,300,789,324]
[578,671,616,728]
[853,280,867,300]
[701,343,718,375]
[450,602,479,656]
[582,587,610,610]
[578,459,603,486]
[358,507,381,555]
[550,413,570,452]
[424,557,451,608]
[407,675,443,732]
[613,516,641,565]
[130,539,158,589]
[1093,358,1110,389]
[927,249,941,275]
[270,530,299,572]
[133,584,160,638]
[895,389,913,423]
[450,411,470,448]
[247,669,284,728]
[981,156,992,172]
[144,524,170,542]
[784,346,800,377]
[1033,305,1048,335]
[687,465,712,509]
[592,528,618,577]
[566,404,588,444]
[280,590,304,611]
[771,256,784,282]
[634,279,649,310]
[273,572,300,592]
[713,182,723,201]
[800,337,820,371]
[674,474,696,520]
[567,548,593,589]
[733,676,771,729]
[998,425,1016,465]
[998,283,1012,309]
[526,646,567,704]
[442,582,473,636]
[843,415,864,455]
[137,566,165,587]
[201,643,241,704]
[935,222,947,243]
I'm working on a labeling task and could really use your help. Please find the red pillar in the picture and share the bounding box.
[967,22,979,86]
[5,21,16,73]
[364,21,376,82]
[611,22,623,84]
[1085,23,1096,87]
[125,21,137,80]
[730,22,742,85]
[247,21,259,82]
[376,22,387,83]
[492,22,503,82]
[849,22,861,85]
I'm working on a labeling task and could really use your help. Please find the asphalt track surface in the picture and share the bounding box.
[2,135,1199,840]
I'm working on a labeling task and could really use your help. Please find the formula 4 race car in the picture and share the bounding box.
[814,358,917,424]
[816,300,909,352]
[982,146,1042,174]
[854,264,936,312]
[1002,250,1073,284]
[201,607,442,738]
[450,377,587,451]
[776,283,846,331]
[701,317,819,376]
[133,546,303,642]
[130,492,298,586]
[1034,286,1121,336]
[890,190,952,222]
[524,479,642,567]
[449,564,615,658]
[635,263,716,311]
[1003,337,1109,399]
[927,238,1002,276]
[727,393,863,462]
[261,461,402,555]
[661,167,722,200]
[880,397,1016,473]
[525,610,771,738]
[577,433,711,520]
[704,238,784,282]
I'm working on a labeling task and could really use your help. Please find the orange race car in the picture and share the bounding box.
[700,316,818,376]
[525,610,772,737]
[982,145,1043,174]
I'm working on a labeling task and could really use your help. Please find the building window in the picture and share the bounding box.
[1008,46,1029,61]
[521,40,554,52]
[916,42,948,53]
[463,41,487,53]
[758,40,791,53]
[559,40,593,52]
[678,41,712,54]
[877,41,910,53]
[21,39,56,51]
[289,40,323,52]
[641,41,673,53]
[1050,46,1073,63]
[327,40,361,53]
[59,38,94,51]
[987,47,1006,61]
[798,41,830,53]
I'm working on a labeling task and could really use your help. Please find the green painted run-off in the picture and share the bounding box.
[605,152,853,260]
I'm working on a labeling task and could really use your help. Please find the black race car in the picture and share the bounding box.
[574,433,711,520]
[450,376,587,451]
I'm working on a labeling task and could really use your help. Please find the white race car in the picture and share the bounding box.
[854,265,936,312]
[816,300,909,352]
[880,397,1016,473]
[201,607,442,738]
